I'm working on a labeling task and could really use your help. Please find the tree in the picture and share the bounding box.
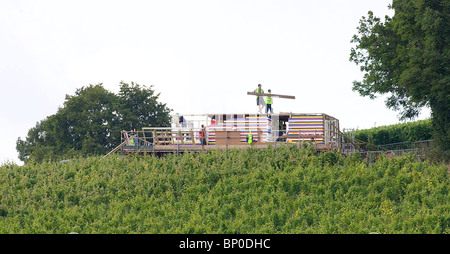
[349,0,449,159]
[17,82,172,163]
[117,81,172,130]
[61,84,120,154]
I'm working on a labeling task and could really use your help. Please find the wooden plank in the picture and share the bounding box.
[215,131,243,145]
[178,130,184,145]
[153,131,159,145]
[102,140,127,159]
[190,130,196,145]
[123,131,132,146]
[247,91,295,99]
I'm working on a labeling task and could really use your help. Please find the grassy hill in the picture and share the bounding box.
[0,144,448,233]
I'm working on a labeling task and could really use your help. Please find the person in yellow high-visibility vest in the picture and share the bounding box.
[130,136,137,146]
[247,131,253,145]
[254,84,265,114]
[265,89,273,114]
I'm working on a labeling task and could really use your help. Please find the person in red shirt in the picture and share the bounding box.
[199,124,207,148]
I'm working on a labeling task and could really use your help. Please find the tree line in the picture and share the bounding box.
[16,81,172,163]
[354,119,432,145]
[350,0,449,161]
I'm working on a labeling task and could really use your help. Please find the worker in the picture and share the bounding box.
[254,84,265,114]
[247,131,253,145]
[199,124,207,148]
[179,115,186,127]
[265,89,273,114]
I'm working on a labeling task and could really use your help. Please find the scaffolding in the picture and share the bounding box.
[103,112,370,158]
[104,111,430,160]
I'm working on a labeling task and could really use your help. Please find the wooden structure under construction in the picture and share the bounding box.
[104,112,363,158]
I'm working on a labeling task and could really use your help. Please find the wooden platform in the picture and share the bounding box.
[102,112,361,159]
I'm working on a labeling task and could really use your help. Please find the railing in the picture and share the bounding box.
[119,127,348,150]
[108,123,375,158]
[108,126,434,162]
[121,128,201,148]
[348,140,434,163]
[379,140,433,150]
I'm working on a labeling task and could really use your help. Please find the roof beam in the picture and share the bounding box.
[247,91,295,99]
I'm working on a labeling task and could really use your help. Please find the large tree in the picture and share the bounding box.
[117,81,172,130]
[350,0,449,159]
[17,82,172,163]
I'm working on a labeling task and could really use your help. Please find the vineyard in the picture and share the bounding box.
[0,144,448,234]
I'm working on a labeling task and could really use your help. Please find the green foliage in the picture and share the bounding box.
[16,82,172,164]
[350,0,449,158]
[355,119,432,145]
[118,81,171,129]
[1,146,448,234]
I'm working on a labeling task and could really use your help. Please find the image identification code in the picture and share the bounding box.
[179,238,270,251]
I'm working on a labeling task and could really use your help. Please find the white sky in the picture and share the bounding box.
[0,0,431,165]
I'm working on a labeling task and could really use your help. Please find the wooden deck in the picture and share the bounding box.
[102,112,362,159]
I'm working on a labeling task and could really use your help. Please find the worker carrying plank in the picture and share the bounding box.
[254,84,265,114]
[248,85,295,114]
